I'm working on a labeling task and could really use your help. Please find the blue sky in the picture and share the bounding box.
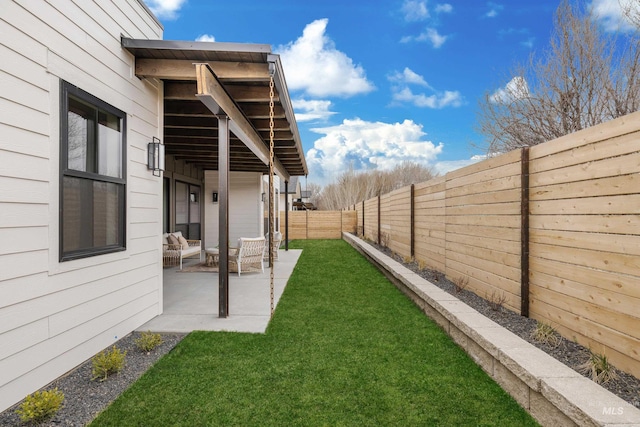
[144,0,634,185]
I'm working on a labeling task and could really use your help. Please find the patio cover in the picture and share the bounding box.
[122,38,307,179]
[122,38,307,317]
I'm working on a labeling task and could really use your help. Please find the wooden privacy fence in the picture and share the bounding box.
[345,111,640,378]
[284,210,356,240]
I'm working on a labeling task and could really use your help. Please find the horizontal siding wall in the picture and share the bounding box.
[0,0,163,412]
[528,111,640,378]
[204,171,262,248]
[344,110,640,379]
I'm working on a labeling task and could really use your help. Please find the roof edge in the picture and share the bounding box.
[122,37,272,55]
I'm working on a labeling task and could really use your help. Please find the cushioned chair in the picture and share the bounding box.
[264,231,282,261]
[229,237,266,276]
[162,231,202,269]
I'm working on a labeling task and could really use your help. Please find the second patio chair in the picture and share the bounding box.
[229,236,266,276]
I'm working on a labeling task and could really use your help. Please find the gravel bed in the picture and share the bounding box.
[0,332,184,426]
[377,246,640,408]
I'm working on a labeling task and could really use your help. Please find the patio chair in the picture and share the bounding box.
[229,237,266,276]
[264,231,282,261]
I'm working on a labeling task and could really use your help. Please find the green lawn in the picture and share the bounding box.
[91,240,538,426]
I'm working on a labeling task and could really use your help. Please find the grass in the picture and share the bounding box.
[91,240,538,426]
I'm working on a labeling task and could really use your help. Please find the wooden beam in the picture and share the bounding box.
[136,58,270,81]
[195,63,290,181]
[165,81,279,102]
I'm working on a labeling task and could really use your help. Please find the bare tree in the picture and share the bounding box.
[620,0,640,29]
[315,161,437,210]
[478,0,640,154]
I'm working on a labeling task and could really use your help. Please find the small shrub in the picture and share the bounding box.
[15,388,64,423]
[135,331,164,353]
[486,290,507,312]
[453,276,469,294]
[402,255,413,264]
[531,322,562,348]
[578,349,619,384]
[92,346,126,381]
[417,260,427,270]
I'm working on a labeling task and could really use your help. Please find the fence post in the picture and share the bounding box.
[520,147,530,317]
[377,195,381,245]
[410,184,415,258]
[362,200,365,237]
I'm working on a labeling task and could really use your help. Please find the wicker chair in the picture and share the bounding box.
[264,231,282,261]
[162,231,202,269]
[229,237,266,276]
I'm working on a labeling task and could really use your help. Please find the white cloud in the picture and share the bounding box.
[490,76,529,103]
[402,0,429,21]
[388,68,463,109]
[292,99,337,122]
[196,34,215,42]
[590,0,636,32]
[485,2,504,18]
[306,118,443,184]
[392,87,463,108]
[521,37,535,48]
[145,0,186,20]
[276,19,375,98]
[401,27,449,48]
[435,3,454,14]
[388,68,431,88]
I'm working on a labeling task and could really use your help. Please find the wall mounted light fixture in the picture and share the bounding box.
[147,136,165,177]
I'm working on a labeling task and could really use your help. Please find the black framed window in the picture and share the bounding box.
[60,81,126,261]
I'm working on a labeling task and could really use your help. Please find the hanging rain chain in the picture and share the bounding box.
[269,73,275,318]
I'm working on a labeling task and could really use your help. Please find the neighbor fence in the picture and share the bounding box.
[283,210,356,240]
[345,111,640,378]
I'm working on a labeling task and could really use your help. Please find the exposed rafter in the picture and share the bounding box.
[195,63,289,181]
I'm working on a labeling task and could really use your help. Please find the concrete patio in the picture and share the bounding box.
[138,249,302,334]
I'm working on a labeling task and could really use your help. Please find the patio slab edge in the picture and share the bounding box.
[343,232,640,427]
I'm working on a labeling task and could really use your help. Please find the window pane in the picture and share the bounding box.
[62,177,122,253]
[98,110,122,178]
[67,97,95,172]
[176,181,188,224]
[93,181,121,246]
[190,187,200,223]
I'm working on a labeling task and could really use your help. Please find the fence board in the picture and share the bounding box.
[529,110,640,159]
[530,229,640,256]
[530,173,640,201]
[307,211,342,239]
[530,151,640,187]
[530,286,640,357]
[531,194,640,215]
[529,298,640,378]
[530,214,640,235]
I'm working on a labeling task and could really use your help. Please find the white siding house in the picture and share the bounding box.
[0,0,164,412]
[0,0,307,412]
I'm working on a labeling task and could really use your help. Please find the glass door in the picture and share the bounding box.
[175,181,201,240]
